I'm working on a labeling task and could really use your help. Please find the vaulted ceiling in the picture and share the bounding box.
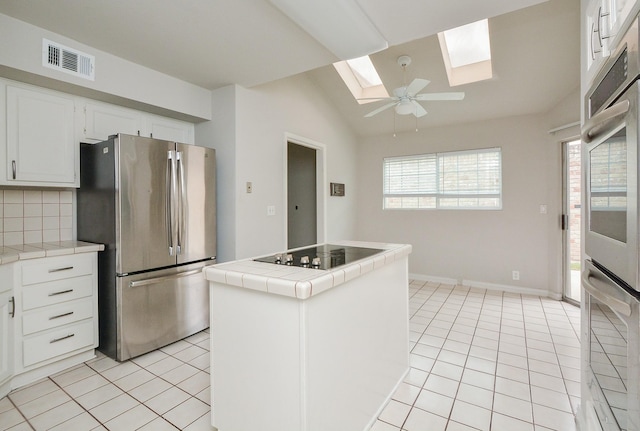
[0,0,579,137]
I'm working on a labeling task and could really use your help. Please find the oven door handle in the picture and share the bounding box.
[582,99,630,143]
[582,265,632,317]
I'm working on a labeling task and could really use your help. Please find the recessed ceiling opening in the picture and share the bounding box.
[438,19,493,87]
[334,55,389,104]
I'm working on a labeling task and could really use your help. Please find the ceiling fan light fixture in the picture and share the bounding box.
[395,99,415,115]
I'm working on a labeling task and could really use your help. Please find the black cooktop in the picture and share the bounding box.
[254,244,383,270]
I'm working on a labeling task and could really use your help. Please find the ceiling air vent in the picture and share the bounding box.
[43,38,95,81]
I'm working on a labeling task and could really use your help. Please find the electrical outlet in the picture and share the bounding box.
[267,205,276,216]
[512,270,520,281]
[246,182,252,193]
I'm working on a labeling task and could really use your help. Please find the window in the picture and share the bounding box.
[383,147,502,210]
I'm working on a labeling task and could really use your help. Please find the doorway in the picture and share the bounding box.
[562,139,582,303]
[287,142,317,249]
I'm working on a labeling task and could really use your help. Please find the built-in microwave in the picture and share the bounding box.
[584,16,640,292]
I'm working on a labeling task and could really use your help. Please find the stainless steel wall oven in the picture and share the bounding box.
[583,15,640,431]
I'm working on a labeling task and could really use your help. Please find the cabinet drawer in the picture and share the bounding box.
[22,275,93,311]
[22,297,94,336]
[23,320,94,367]
[21,254,93,286]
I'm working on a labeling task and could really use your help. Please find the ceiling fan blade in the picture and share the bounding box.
[364,102,397,118]
[393,86,407,98]
[412,100,427,117]
[414,92,465,101]
[356,97,397,101]
[406,78,430,96]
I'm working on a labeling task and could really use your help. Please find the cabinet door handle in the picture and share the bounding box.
[48,289,73,297]
[49,311,74,320]
[12,160,16,180]
[9,297,15,318]
[50,333,75,344]
[48,266,74,273]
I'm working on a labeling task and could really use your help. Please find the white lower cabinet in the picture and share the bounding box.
[0,291,14,398]
[0,265,14,398]
[12,253,98,388]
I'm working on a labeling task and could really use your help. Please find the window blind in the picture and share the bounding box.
[383,147,502,209]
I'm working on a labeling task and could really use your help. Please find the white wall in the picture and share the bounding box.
[197,74,360,261]
[195,85,237,263]
[0,13,211,122]
[355,89,579,298]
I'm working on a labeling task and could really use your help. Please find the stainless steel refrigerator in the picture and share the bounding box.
[77,133,216,361]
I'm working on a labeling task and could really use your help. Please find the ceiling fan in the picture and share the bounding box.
[362,55,465,118]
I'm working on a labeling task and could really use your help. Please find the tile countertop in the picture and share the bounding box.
[203,240,412,299]
[0,241,105,265]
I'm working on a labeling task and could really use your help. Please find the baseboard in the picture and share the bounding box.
[463,279,561,300]
[11,349,97,391]
[409,273,458,285]
[409,273,562,300]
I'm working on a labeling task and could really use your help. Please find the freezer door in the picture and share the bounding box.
[116,263,210,361]
[116,134,177,274]
[176,143,216,264]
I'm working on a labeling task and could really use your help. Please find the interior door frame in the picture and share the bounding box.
[561,138,582,305]
[283,132,327,248]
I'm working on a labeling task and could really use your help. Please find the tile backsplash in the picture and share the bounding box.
[0,189,73,247]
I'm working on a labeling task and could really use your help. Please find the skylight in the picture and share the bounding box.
[438,19,493,86]
[334,55,389,104]
[346,56,383,88]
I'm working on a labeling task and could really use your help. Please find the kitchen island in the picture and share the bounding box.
[203,241,411,431]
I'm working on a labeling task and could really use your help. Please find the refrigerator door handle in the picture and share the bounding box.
[128,268,202,288]
[177,151,186,255]
[167,150,175,256]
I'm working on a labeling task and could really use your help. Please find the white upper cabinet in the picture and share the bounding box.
[83,101,144,142]
[609,0,640,46]
[5,84,77,187]
[585,0,611,83]
[82,101,194,144]
[147,114,194,144]
[0,78,196,189]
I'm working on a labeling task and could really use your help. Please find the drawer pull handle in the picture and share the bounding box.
[50,333,75,344]
[48,289,74,297]
[49,311,74,320]
[48,266,74,273]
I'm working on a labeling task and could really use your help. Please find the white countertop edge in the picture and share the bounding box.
[204,242,412,299]
[0,241,104,264]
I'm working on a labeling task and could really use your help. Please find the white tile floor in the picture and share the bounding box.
[0,280,581,431]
